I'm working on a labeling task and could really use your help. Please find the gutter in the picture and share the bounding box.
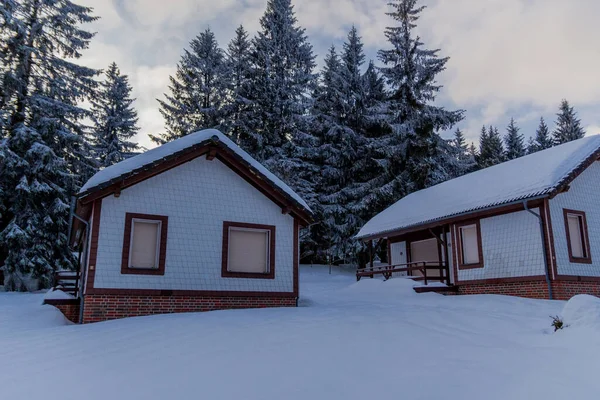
[523,200,553,300]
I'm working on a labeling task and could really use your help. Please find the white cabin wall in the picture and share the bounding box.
[93,157,295,293]
[549,161,600,277]
[457,209,545,281]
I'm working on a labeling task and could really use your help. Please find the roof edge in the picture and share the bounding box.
[355,194,550,241]
[77,138,314,225]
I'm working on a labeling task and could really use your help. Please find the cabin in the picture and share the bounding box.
[356,135,600,300]
[47,129,313,323]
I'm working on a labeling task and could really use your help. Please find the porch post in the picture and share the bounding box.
[369,240,374,270]
[442,225,450,285]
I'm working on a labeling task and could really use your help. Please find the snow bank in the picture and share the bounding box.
[43,289,76,301]
[561,294,600,329]
[341,276,420,298]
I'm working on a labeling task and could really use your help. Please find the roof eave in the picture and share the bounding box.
[355,193,551,241]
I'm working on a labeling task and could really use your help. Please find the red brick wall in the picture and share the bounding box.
[458,281,549,299]
[82,294,297,323]
[551,280,600,299]
[457,279,600,300]
[44,300,81,323]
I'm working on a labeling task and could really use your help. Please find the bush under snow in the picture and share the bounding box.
[560,294,600,329]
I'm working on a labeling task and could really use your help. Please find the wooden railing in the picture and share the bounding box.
[53,271,80,297]
[356,261,450,285]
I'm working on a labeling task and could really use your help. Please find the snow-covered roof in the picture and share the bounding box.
[357,134,600,240]
[80,129,312,213]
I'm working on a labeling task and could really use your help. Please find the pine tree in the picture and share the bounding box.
[362,60,387,141]
[504,118,525,160]
[374,0,463,204]
[222,25,255,148]
[477,125,504,169]
[468,142,478,159]
[310,28,377,261]
[152,28,227,144]
[246,0,317,174]
[527,117,552,153]
[553,99,585,145]
[91,62,140,168]
[0,0,99,290]
[450,128,476,176]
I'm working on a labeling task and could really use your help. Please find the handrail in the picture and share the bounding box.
[356,261,450,285]
[53,271,80,296]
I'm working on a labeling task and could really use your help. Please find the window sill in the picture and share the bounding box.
[458,263,484,270]
[222,271,275,279]
[121,267,166,276]
[569,257,593,265]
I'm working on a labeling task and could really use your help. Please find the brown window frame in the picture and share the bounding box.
[222,221,276,279]
[455,220,484,270]
[563,209,592,264]
[121,213,168,275]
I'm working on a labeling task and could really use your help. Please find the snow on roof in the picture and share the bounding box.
[80,129,312,212]
[357,134,600,239]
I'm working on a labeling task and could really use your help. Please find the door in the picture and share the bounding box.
[409,238,441,278]
[389,241,407,276]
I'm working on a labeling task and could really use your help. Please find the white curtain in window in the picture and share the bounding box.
[567,215,585,258]
[228,229,269,273]
[461,225,479,264]
[130,221,160,269]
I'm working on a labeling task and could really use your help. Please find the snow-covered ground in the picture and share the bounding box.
[1,265,599,400]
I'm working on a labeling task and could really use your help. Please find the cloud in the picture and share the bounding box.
[78,0,600,148]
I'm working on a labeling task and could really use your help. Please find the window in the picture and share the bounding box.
[222,221,276,279]
[121,213,168,275]
[130,219,161,269]
[456,221,483,269]
[563,209,591,264]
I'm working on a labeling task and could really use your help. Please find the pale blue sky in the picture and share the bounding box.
[79,0,600,149]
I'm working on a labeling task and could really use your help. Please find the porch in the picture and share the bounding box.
[357,224,456,294]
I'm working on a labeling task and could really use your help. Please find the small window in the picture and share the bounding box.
[222,222,275,279]
[563,209,591,264]
[121,213,168,275]
[457,221,483,269]
[130,219,161,269]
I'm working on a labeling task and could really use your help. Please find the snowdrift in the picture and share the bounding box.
[561,294,600,329]
[43,289,75,301]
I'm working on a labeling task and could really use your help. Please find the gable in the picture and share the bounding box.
[105,156,290,217]
[75,139,312,227]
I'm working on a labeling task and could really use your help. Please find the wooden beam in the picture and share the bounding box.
[282,206,291,215]
[369,240,374,270]
[206,148,217,161]
[442,225,450,285]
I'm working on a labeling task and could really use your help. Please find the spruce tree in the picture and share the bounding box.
[222,25,255,148]
[477,125,504,169]
[450,128,476,176]
[375,0,463,205]
[91,62,140,168]
[528,117,552,153]
[553,99,585,145]
[153,28,227,144]
[246,0,317,174]
[504,118,525,160]
[468,142,478,159]
[0,0,99,290]
[311,28,376,261]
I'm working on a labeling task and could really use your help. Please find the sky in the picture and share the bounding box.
[78,0,600,150]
